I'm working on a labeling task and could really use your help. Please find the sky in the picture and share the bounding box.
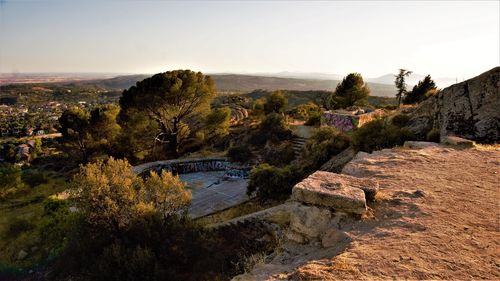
[0,0,498,79]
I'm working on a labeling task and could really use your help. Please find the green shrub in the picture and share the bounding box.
[302,127,351,170]
[0,164,25,199]
[249,113,292,146]
[426,128,440,143]
[304,113,321,126]
[391,114,410,128]
[247,164,302,202]
[352,118,415,153]
[227,145,253,163]
[4,217,35,239]
[262,141,296,167]
[21,169,48,187]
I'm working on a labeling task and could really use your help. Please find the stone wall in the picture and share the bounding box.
[135,157,250,179]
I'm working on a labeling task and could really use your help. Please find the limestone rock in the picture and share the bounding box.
[292,171,369,214]
[289,204,332,240]
[408,67,499,143]
[319,147,356,173]
[403,141,440,149]
[321,229,352,248]
[441,135,475,148]
[406,116,433,140]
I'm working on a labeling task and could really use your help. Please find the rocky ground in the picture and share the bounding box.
[238,144,500,280]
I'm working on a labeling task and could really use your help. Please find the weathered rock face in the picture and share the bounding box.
[319,147,356,173]
[291,171,376,214]
[408,67,499,143]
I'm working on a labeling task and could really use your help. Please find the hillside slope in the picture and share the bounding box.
[239,145,500,280]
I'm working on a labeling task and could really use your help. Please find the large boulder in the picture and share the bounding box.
[319,147,356,173]
[408,67,499,143]
[291,171,371,214]
[288,204,333,242]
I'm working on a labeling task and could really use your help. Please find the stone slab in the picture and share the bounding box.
[441,135,475,148]
[291,171,371,214]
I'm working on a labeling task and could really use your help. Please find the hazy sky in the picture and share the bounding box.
[0,0,498,79]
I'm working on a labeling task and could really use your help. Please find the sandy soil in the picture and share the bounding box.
[286,145,500,280]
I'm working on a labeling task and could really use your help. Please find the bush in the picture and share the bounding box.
[249,113,292,146]
[302,127,351,170]
[21,169,48,187]
[4,217,35,239]
[262,141,296,167]
[0,164,25,199]
[304,113,321,126]
[227,145,253,163]
[426,128,440,143]
[391,114,410,128]
[352,119,415,153]
[247,164,302,202]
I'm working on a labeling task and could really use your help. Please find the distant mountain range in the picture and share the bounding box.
[0,71,457,97]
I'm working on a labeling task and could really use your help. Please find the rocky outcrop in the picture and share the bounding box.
[291,171,378,214]
[408,67,499,143]
[319,147,356,173]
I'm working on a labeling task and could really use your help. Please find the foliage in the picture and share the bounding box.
[262,141,296,167]
[403,75,437,104]
[352,118,415,152]
[4,217,35,239]
[88,104,121,152]
[250,113,292,146]
[426,128,441,143]
[227,145,253,163]
[304,113,321,126]
[203,107,231,144]
[394,69,412,105]
[21,169,48,188]
[264,91,287,114]
[58,106,90,161]
[391,114,411,128]
[302,127,351,170]
[0,164,25,199]
[119,70,216,158]
[329,73,370,109]
[247,164,302,202]
[59,104,121,162]
[71,157,191,231]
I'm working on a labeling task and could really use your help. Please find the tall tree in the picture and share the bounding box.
[58,107,90,161]
[394,69,412,105]
[329,73,370,109]
[119,70,216,158]
[403,75,437,104]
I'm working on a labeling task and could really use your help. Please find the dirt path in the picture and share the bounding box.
[290,145,500,280]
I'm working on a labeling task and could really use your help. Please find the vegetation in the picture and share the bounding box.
[264,90,287,114]
[391,114,411,128]
[119,70,216,159]
[404,75,438,104]
[247,164,302,202]
[352,118,415,152]
[426,128,441,143]
[394,69,412,105]
[262,141,296,167]
[328,73,370,109]
[302,127,351,171]
[59,104,121,162]
[250,113,292,146]
[227,145,253,164]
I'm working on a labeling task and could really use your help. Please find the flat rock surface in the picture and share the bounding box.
[292,171,369,214]
[291,145,500,280]
[240,145,500,280]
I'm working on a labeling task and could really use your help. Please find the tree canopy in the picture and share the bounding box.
[329,73,370,109]
[403,75,437,104]
[119,70,216,158]
[264,90,287,114]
